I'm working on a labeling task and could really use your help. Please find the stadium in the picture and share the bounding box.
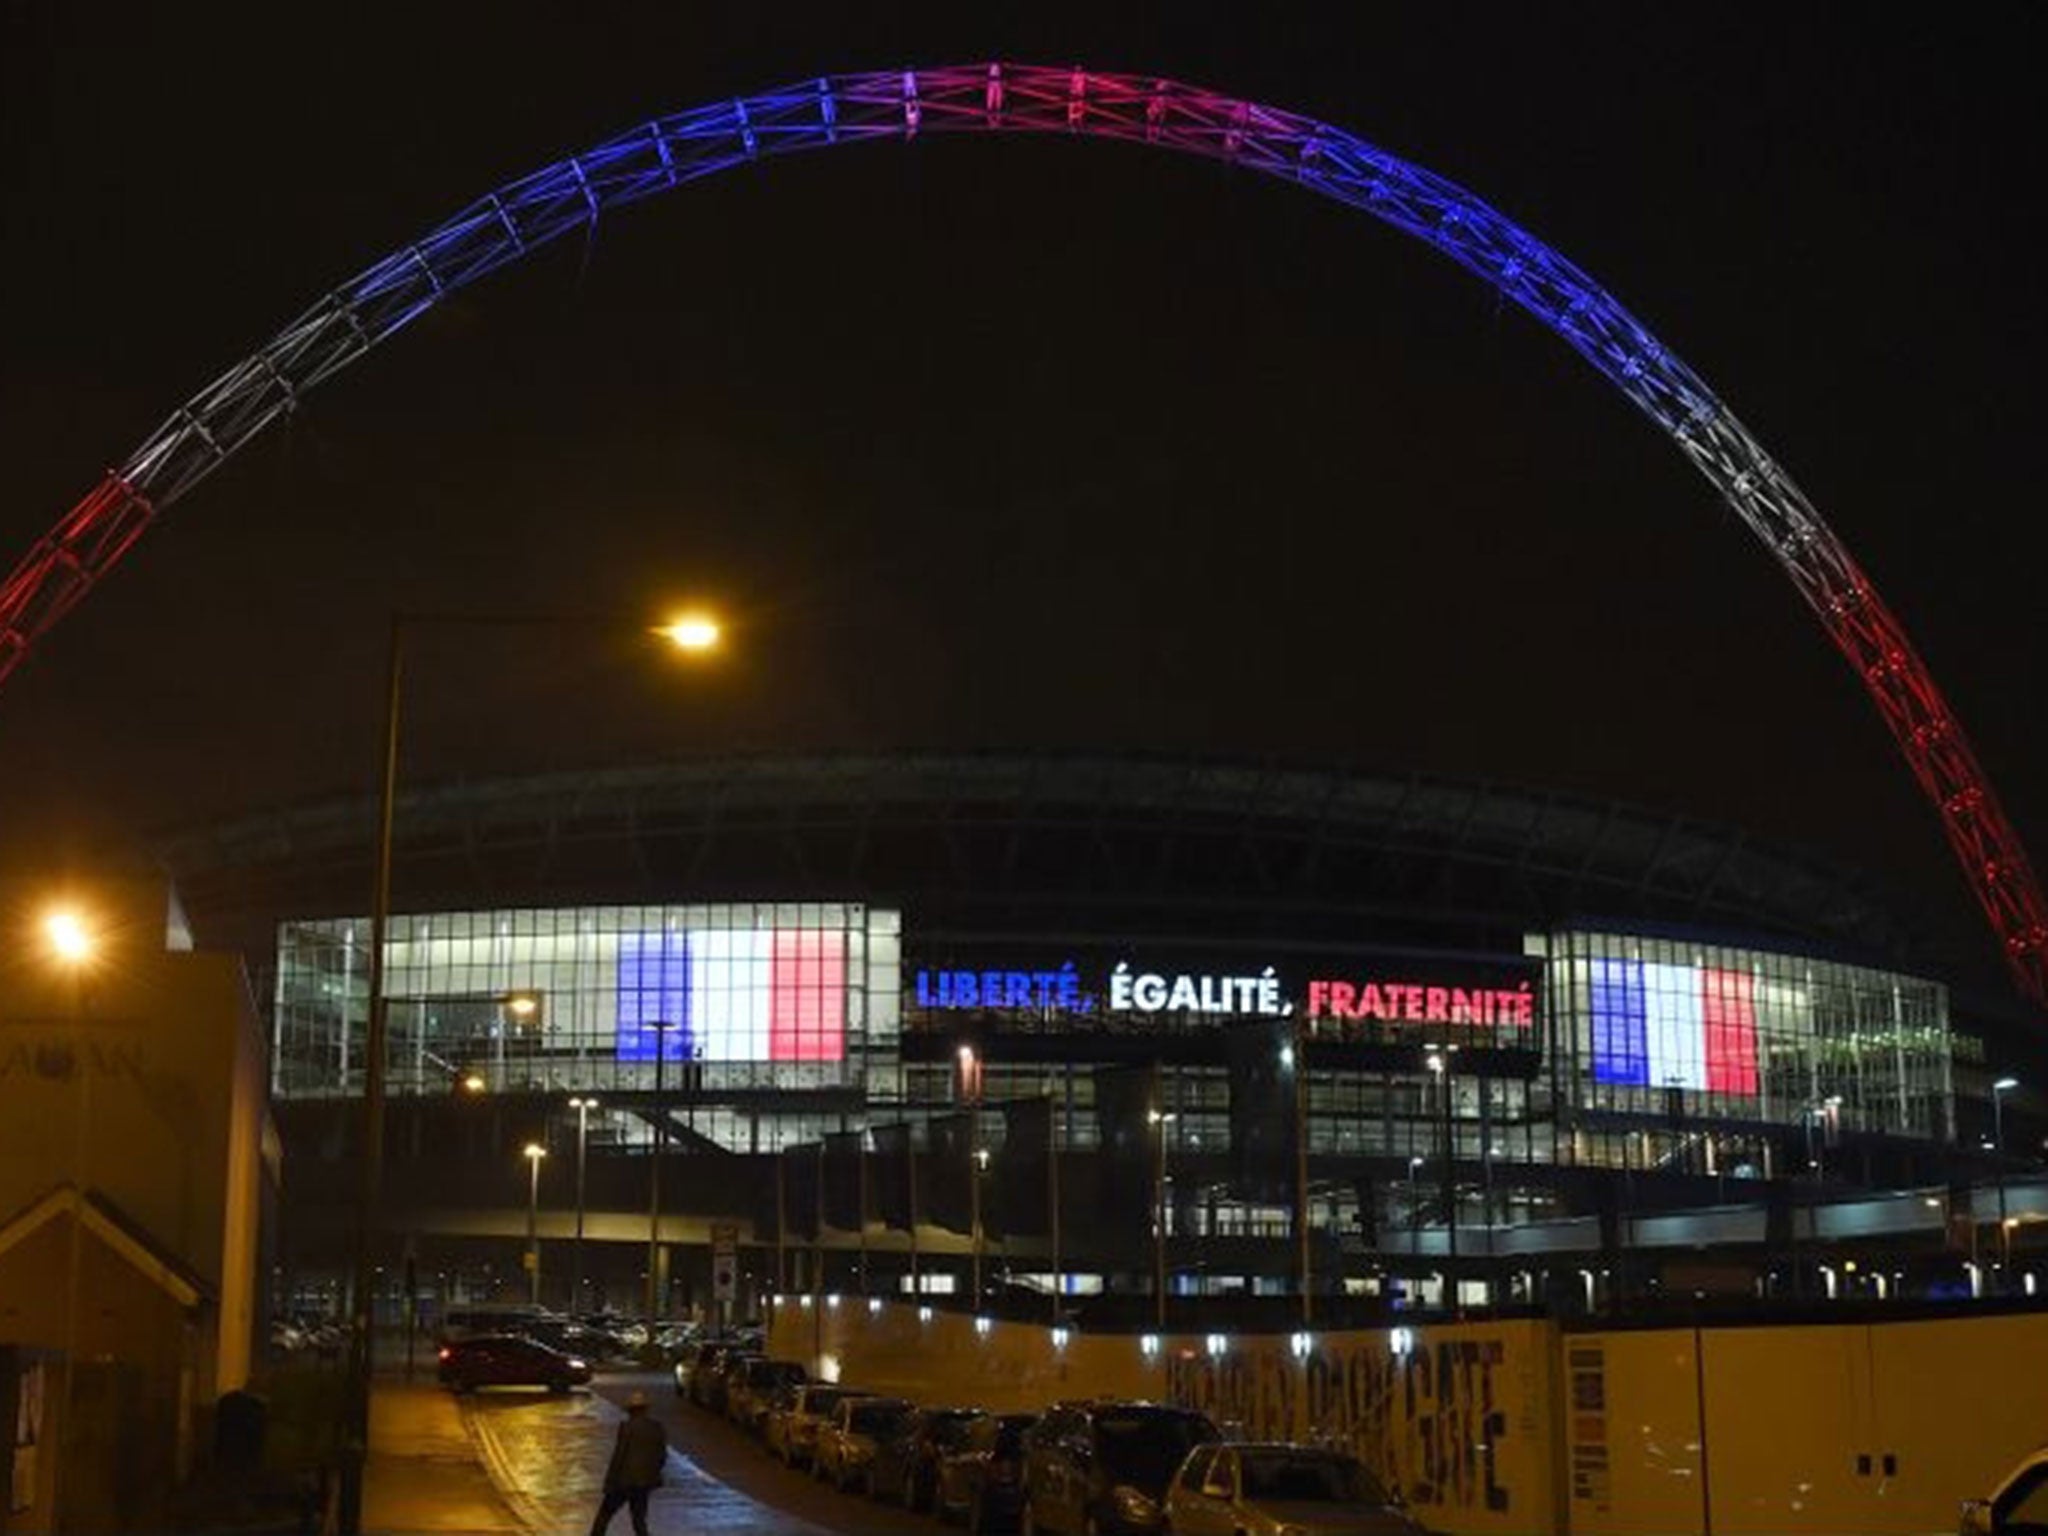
[154,753,2027,1323]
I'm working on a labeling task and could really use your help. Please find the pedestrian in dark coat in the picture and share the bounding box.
[589,1391,668,1536]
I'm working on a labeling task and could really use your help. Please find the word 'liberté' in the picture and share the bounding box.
[913,965,1091,1012]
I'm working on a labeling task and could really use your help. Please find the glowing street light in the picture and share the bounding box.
[43,908,94,965]
[655,613,722,652]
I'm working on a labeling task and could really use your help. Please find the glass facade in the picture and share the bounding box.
[273,903,901,1122]
[1539,928,1952,1145]
[273,904,1951,1172]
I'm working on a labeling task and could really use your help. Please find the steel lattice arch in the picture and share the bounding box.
[3,63,2042,1001]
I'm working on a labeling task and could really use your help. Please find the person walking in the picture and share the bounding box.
[590,1391,668,1536]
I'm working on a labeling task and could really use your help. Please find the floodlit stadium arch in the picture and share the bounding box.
[2,64,2042,1000]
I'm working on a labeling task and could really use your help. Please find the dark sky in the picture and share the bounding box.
[2,6,2043,989]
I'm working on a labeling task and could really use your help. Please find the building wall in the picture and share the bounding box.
[0,875,268,1400]
[778,1300,2048,1536]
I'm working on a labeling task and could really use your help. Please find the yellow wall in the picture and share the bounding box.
[774,1300,2048,1536]
[0,875,268,1400]
[769,1301,1561,1536]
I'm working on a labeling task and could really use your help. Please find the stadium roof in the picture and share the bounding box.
[155,754,1932,967]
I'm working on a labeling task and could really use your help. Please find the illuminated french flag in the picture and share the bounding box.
[615,929,846,1063]
[1590,959,1758,1094]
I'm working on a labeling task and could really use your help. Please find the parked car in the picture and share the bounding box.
[774,1384,872,1469]
[673,1340,741,1402]
[439,1304,551,1343]
[1020,1402,1219,1535]
[1961,1445,2048,1532]
[871,1406,987,1510]
[1162,1443,1423,1535]
[704,1350,762,1414]
[814,1396,916,1492]
[937,1412,1039,1533]
[728,1358,808,1432]
[436,1333,592,1394]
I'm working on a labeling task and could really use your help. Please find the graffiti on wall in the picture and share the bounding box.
[1166,1332,1516,1521]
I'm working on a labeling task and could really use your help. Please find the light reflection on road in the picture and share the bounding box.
[459,1371,955,1536]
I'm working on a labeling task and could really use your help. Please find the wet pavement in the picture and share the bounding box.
[456,1371,958,1536]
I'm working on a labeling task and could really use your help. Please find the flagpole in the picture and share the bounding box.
[1294,1018,1313,1326]
[857,1131,870,1298]
[970,1110,983,1307]
[909,1130,921,1294]
[1048,1091,1061,1326]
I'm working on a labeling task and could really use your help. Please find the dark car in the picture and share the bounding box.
[871,1406,986,1510]
[1020,1402,1219,1535]
[729,1358,807,1432]
[937,1412,1038,1533]
[436,1333,592,1394]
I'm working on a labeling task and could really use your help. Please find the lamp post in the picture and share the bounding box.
[523,1142,547,1305]
[41,905,96,1535]
[568,1097,598,1310]
[1994,1076,2019,1286]
[337,609,720,1535]
[959,1042,984,1305]
[1148,1108,1178,1332]
[1407,1154,1425,1248]
[646,1020,678,1329]
[1427,1049,1457,1264]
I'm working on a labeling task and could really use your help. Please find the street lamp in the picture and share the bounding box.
[339,609,721,1535]
[568,1097,598,1311]
[522,1143,547,1304]
[41,903,97,1533]
[1148,1108,1178,1331]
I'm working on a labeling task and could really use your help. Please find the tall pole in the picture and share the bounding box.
[340,615,403,1536]
[813,1142,825,1298]
[774,1155,787,1293]
[1153,1115,1169,1333]
[1291,1023,1312,1326]
[646,1020,674,1326]
[525,1145,545,1305]
[1994,1078,2018,1290]
[857,1131,870,1298]
[569,1098,594,1310]
[970,1120,984,1307]
[908,1135,921,1294]
[1048,1094,1062,1326]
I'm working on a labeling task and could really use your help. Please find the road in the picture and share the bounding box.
[459,1370,961,1536]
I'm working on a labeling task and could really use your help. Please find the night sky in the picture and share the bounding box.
[2,6,2043,992]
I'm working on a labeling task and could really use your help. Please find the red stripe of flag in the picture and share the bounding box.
[769,930,847,1062]
[1702,966,1758,1095]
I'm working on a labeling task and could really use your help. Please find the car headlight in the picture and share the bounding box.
[567,1358,587,1370]
[1111,1485,1160,1525]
